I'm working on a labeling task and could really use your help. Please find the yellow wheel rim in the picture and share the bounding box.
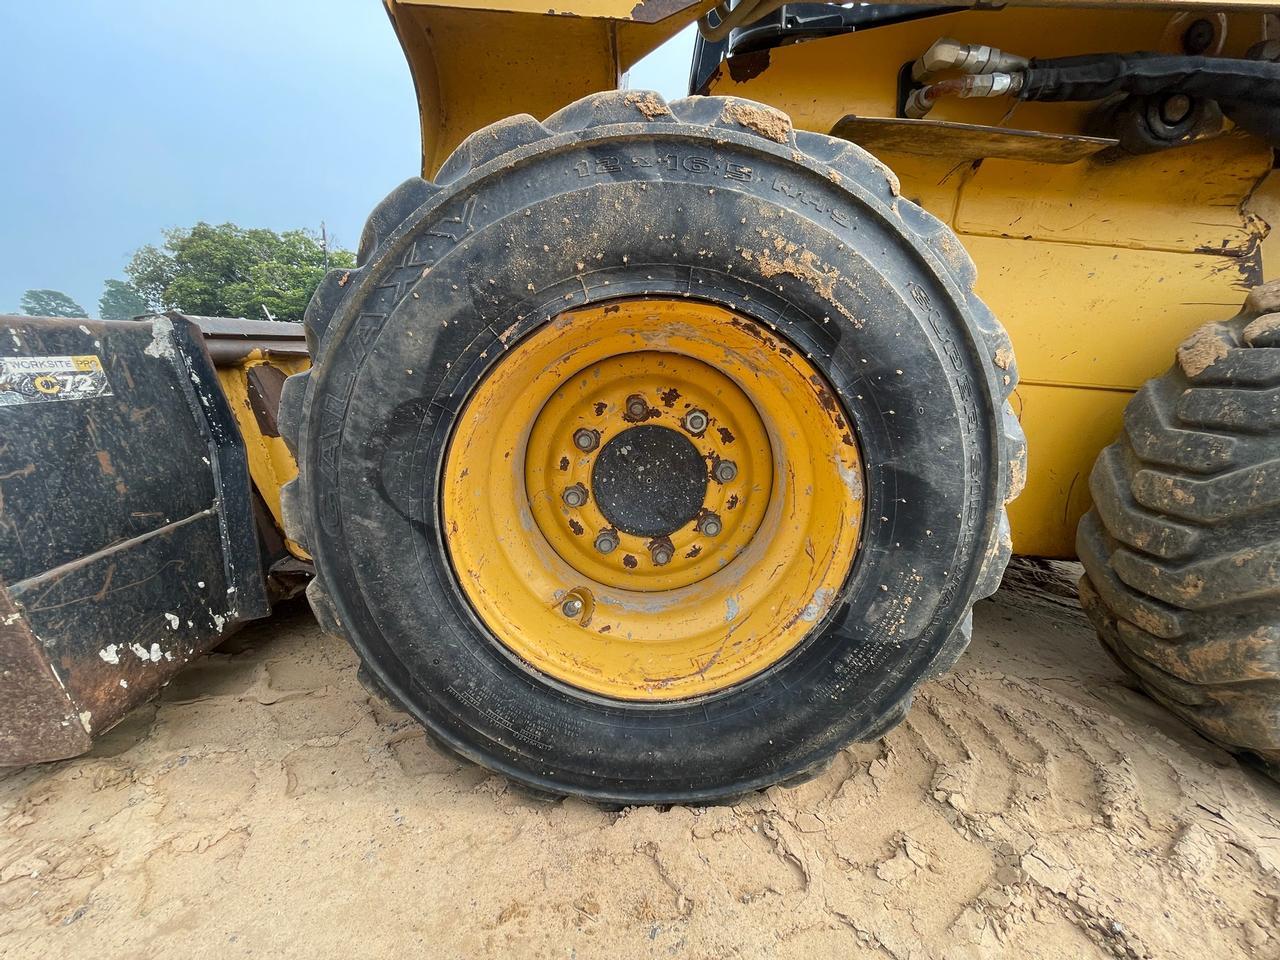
[443,299,865,700]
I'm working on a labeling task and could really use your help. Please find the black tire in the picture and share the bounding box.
[1078,281,1280,771]
[279,91,1024,804]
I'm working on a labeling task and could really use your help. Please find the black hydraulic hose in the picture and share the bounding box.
[1019,53,1280,106]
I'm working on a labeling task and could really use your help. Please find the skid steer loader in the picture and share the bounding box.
[8,1,1277,799]
[275,0,1280,802]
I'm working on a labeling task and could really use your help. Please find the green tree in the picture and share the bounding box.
[19,289,86,318]
[124,222,355,322]
[98,279,149,320]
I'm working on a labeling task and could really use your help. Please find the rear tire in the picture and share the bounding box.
[1078,281,1280,770]
[279,91,1024,803]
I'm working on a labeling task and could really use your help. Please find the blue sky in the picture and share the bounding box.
[0,3,694,315]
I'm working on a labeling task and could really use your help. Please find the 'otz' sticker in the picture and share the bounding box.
[0,355,113,406]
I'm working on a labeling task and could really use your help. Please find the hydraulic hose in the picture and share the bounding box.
[1019,53,1280,107]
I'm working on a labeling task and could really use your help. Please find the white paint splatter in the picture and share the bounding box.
[78,710,93,733]
[143,315,176,359]
[725,597,740,622]
[98,644,120,665]
[118,679,128,688]
[164,612,180,630]
[129,642,164,663]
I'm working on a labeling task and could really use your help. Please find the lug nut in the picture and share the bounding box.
[697,514,723,537]
[712,459,738,484]
[625,394,649,420]
[573,428,600,452]
[562,483,588,508]
[594,529,619,554]
[650,543,674,566]
[682,409,709,434]
[561,596,583,618]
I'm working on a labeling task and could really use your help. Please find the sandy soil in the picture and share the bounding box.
[2,560,1279,960]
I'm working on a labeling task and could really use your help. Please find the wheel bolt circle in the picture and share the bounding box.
[698,514,722,537]
[594,529,619,554]
[682,409,709,434]
[712,459,738,483]
[562,483,588,508]
[625,394,648,420]
[573,428,600,452]
[561,596,583,618]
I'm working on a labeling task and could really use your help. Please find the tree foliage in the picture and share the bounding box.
[20,289,87,318]
[98,279,149,320]
[121,222,354,322]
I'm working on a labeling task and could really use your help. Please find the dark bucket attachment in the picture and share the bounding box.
[0,314,270,765]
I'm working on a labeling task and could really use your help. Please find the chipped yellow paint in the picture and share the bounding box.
[442,299,864,700]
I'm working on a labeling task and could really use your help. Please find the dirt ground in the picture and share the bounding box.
[2,560,1278,960]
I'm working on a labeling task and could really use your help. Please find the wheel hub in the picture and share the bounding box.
[525,348,773,592]
[591,425,707,538]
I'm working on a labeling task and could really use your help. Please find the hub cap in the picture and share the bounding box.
[592,425,707,538]
[442,299,865,700]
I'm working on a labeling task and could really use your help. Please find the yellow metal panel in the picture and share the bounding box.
[958,134,1272,255]
[1005,384,1131,558]
[966,235,1260,556]
[965,235,1259,391]
[215,355,310,559]
[387,0,715,175]
[395,0,701,21]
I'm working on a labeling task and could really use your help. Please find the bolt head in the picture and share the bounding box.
[573,428,600,452]
[698,514,722,537]
[682,409,709,434]
[712,459,738,483]
[561,597,583,618]
[625,394,649,419]
[594,530,619,554]
[650,545,673,566]
[562,484,588,508]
